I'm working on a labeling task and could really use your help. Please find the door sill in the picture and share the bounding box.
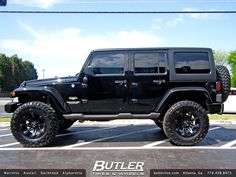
[63,112,160,121]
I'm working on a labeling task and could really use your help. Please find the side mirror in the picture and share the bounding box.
[82,76,88,84]
[84,66,94,76]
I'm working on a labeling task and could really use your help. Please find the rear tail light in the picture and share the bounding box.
[216,82,221,93]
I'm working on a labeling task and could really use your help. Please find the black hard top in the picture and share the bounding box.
[92,47,212,52]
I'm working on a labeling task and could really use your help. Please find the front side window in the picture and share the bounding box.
[174,52,210,74]
[134,52,166,74]
[89,52,126,74]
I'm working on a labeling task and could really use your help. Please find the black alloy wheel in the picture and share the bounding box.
[19,110,46,140]
[175,111,200,138]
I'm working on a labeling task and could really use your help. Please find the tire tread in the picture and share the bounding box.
[216,65,231,102]
[11,101,59,147]
[163,101,209,146]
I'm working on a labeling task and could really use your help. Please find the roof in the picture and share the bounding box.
[92,47,212,52]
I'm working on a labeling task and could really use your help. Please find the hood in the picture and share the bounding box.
[20,76,78,87]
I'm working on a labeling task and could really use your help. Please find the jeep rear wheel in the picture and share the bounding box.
[216,65,231,102]
[11,102,59,147]
[163,101,209,146]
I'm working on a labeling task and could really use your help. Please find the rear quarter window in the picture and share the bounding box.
[174,52,210,74]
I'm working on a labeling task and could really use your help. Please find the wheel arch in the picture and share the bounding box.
[14,87,71,114]
[156,87,212,115]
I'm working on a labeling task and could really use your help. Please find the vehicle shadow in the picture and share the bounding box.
[51,124,167,147]
[51,124,236,147]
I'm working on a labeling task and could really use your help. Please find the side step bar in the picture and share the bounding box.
[63,112,160,121]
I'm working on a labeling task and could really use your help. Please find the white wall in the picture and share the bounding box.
[224,95,236,113]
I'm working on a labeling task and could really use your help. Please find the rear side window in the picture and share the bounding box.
[134,52,167,74]
[174,52,210,74]
[89,52,126,74]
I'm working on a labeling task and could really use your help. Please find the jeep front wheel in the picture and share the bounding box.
[11,102,59,147]
[163,101,209,146]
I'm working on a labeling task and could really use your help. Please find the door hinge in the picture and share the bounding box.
[81,99,88,104]
[131,99,138,104]
[82,83,87,88]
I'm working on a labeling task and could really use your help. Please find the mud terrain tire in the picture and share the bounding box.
[216,65,231,102]
[163,101,209,146]
[11,102,59,147]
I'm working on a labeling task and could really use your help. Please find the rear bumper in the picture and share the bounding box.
[207,103,224,114]
[5,102,20,113]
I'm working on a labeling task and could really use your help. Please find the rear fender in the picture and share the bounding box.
[156,87,212,113]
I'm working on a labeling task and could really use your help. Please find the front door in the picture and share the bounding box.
[82,51,129,114]
[127,50,169,113]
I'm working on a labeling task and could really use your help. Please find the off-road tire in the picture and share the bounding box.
[59,117,75,131]
[163,101,209,146]
[216,65,231,102]
[11,101,59,147]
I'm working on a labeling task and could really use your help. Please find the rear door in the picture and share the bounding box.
[127,50,169,113]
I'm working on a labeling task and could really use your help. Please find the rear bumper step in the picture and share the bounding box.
[64,112,160,121]
[207,103,224,114]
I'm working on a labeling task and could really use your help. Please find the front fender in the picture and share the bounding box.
[13,87,71,114]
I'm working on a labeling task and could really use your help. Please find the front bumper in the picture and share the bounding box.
[207,103,224,114]
[5,102,21,113]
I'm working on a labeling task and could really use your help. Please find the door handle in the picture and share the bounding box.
[115,80,127,85]
[153,79,166,84]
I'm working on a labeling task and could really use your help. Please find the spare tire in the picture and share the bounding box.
[216,65,231,102]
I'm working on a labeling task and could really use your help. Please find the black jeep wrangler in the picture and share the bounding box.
[5,48,231,147]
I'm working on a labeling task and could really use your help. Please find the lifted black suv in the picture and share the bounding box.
[5,48,231,147]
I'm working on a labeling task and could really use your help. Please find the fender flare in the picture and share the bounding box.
[155,87,212,112]
[14,87,71,114]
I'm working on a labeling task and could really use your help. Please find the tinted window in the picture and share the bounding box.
[134,52,166,74]
[89,52,126,74]
[175,52,210,74]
